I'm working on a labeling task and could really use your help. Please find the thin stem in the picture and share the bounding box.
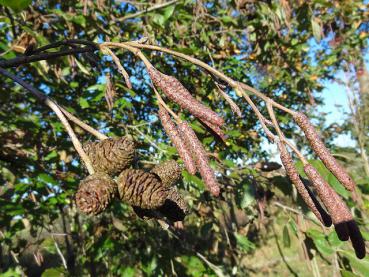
[59,107,108,140]
[101,47,132,89]
[237,88,275,142]
[0,67,95,174]
[266,101,307,164]
[152,86,180,122]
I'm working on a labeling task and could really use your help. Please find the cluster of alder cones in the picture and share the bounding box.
[75,136,188,222]
[147,66,366,258]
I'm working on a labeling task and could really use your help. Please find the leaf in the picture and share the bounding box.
[311,17,322,42]
[44,150,58,161]
[0,0,32,12]
[283,225,291,248]
[234,233,255,253]
[78,97,90,109]
[340,250,369,276]
[41,267,67,277]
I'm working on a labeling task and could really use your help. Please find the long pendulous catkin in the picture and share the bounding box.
[277,142,332,226]
[294,112,355,191]
[304,164,366,259]
[178,121,220,196]
[149,66,224,126]
[158,105,196,174]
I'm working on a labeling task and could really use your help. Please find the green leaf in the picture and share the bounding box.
[44,150,58,161]
[0,0,32,12]
[311,17,322,42]
[38,173,57,186]
[78,97,90,109]
[234,233,255,253]
[283,225,291,248]
[341,250,369,276]
[41,267,67,277]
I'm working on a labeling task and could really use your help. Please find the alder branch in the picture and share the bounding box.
[0,47,95,68]
[0,67,95,174]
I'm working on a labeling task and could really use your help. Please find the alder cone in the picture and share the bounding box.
[158,187,189,222]
[149,66,224,126]
[294,112,355,191]
[75,173,117,215]
[277,142,332,226]
[133,187,189,222]
[117,169,169,209]
[158,105,196,174]
[83,136,136,175]
[151,160,182,187]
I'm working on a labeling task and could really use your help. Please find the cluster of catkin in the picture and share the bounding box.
[75,136,188,222]
[279,112,365,259]
[149,66,223,196]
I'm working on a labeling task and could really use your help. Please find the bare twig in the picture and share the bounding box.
[51,234,68,269]
[101,47,132,89]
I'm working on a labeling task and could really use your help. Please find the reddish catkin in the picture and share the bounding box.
[178,121,220,196]
[277,142,332,227]
[158,105,196,174]
[294,112,356,191]
[305,164,366,259]
[149,66,224,126]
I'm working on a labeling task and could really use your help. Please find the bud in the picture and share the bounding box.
[149,66,224,126]
[277,142,332,226]
[178,121,220,196]
[117,169,169,209]
[76,173,117,215]
[158,105,196,174]
[83,136,136,175]
[294,112,355,191]
[151,160,182,187]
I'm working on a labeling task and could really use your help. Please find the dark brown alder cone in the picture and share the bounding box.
[158,105,196,174]
[117,169,169,209]
[75,173,117,215]
[178,121,220,196]
[151,160,182,187]
[304,164,366,258]
[277,142,332,226]
[294,112,355,191]
[149,66,224,126]
[83,136,136,176]
[158,187,189,222]
[133,187,189,222]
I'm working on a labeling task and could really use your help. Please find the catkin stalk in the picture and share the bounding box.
[277,142,332,226]
[294,112,355,191]
[178,121,220,196]
[149,66,224,126]
[158,105,196,174]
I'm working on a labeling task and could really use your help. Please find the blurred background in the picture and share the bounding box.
[0,1,369,276]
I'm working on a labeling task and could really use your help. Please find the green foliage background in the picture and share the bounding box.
[0,0,369,276]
